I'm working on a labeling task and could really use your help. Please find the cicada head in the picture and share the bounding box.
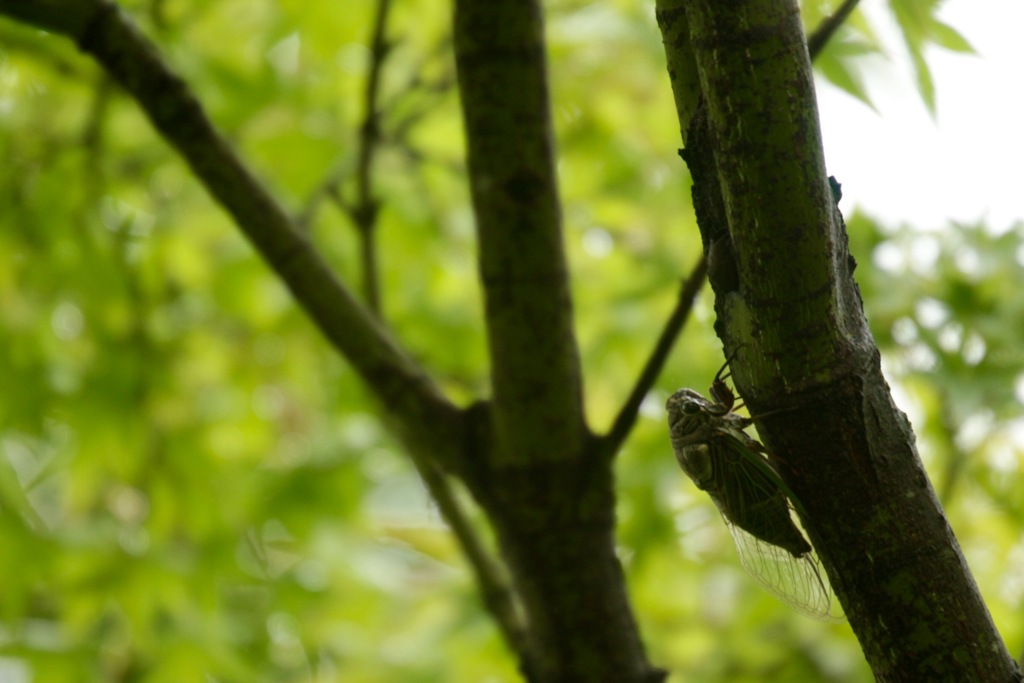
[666,388,719,448]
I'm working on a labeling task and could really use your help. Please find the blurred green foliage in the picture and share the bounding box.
[0,1,1020,681]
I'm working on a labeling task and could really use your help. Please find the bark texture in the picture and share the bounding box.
[454,0,585,469]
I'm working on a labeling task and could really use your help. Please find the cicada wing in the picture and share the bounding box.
[724,517,840,621]
[705,436,841,620]
[707,436,812,557]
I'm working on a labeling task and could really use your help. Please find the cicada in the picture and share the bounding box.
[666,361,837,619]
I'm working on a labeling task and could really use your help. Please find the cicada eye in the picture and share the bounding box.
[682,401,701,415]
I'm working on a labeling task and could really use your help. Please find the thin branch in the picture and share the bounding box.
[376,35,454,117]
[347,0,393,315]
[599,255,707,457]
[391,142,465,176]
[3,0,467,470]
[414,457,534,673]
[298,34,455,247]
[356,4,530,656]
[386,73,456,142]
[299,0,392,308]
[806,0,862,58]
[295,163,347,231]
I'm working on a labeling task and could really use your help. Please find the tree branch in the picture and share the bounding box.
[414,457,534,674]
[347,0,392,315]
[295,164,346,232]
[675,0,1018,678]
[1,0,467,470]
[289,0,393,312]
[806,0,862,58]
[599,255,706,457]
[654,0,855,379]
[620,0,850,466]
[453,0,586,466]
[623,0,848,445]
[0,0,98,35]
[697,7,835,374]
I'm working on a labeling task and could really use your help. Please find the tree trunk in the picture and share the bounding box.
[465,453,663,682]
[657,1,1022,680]
[452,1,664,680]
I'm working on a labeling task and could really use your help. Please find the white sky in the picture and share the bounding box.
[816,0,1024,231]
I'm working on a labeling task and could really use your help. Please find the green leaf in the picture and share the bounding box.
[815,47,876,109]
[929,19,976,54]
[907,47,936,114]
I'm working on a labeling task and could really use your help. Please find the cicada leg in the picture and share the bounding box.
[709,359,737,411]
